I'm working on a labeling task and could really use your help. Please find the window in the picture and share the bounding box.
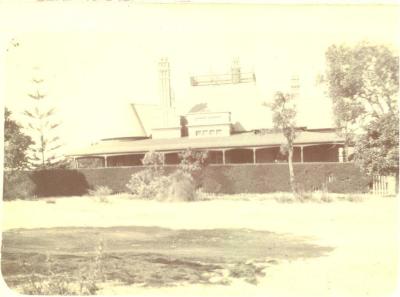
[202,130,208,135]
[209,130,215,135]
[195,130,201,136]
[216,129,222,135]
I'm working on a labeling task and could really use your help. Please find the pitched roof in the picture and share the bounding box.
[70,130,344,157]
[130,103,163,136]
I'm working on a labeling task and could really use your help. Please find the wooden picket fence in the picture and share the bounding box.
[372,175,397,196]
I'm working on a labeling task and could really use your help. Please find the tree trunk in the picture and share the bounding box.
[343,143,348,162]
[288,147,297,194]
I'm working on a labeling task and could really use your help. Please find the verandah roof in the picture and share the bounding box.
[70,131,344,157]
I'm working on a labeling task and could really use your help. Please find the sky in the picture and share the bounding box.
[1,2,399,154]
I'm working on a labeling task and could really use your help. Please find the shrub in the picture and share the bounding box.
[178,148,208,174]
[3,171,35,200]
[142,151,164,173]
[164,171,196,202]
[346,194,364,202]
[201,177,222,194]
[88,185,112,196]
[126,151,202,201]
[274,193,296,203]
[126,170,169,199]
[88,185,113,203]
[20,250,101,295]
[30,169,89,197]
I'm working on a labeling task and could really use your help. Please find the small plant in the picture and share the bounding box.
[19,251,100,295]
[346,194,364,202]
[274,193,296,203]
[88,185,113,203]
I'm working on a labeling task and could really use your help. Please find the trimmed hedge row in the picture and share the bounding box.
[3,163,371,200]
[201,163,371,194]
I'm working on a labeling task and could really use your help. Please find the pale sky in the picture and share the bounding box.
[1,2,399,153]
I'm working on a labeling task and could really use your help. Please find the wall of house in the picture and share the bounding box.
[75,144,341,169]
[303,144,339,162]
[3,163,371,200]
[186,112,231,126]
[187,124,231,137]
[107,154,144,167]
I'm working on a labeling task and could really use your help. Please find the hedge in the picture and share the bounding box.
[201,163,371,194]
[2,163,371,200]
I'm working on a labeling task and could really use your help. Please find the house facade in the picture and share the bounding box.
[69,58,346,168]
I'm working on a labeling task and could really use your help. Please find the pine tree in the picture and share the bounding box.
[24,78,63,169]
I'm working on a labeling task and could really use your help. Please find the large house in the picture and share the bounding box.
[70,58,346,168]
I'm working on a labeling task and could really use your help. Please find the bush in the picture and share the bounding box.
[178,148,208,174]
[88,185,113,203]
[30,170,89,197]
[126,170,169,199]
[3,171,35,200]
[126,151,201,201]
[165,171,196,202]
[88,185,113,196]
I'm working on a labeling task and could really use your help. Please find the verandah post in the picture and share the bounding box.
[300,146,304,163]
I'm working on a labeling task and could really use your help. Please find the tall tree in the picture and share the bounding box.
[24,78,63,169]
[325,42,399,176]
[267,92,298,194]
[354,114,399,178]
[4,108,33,170]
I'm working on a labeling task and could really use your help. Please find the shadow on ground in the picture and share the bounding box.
[2,226,333,293]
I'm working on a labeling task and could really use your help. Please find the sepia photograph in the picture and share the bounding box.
[0,1,399,296]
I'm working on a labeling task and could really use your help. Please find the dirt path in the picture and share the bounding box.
[1,195,398,296]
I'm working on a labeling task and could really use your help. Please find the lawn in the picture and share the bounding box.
[1,194,398,296]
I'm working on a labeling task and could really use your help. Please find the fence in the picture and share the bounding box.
[372,175,397,196]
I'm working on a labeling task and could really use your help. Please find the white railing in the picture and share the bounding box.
[372,175,397,196]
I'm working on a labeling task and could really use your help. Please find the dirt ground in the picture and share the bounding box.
[1,194,399,296]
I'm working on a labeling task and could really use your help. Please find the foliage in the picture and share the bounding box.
[165,170,196,201]
[325,42,398,121]
[202,164,370,194]
[2,171,36,200]
[88,185,113,203]
[325,42,399,170]
[126,169,169,199]
[265,91,298,193]
[3,164,370,200]
[126,150,204,201]
[24,78,64,169]
[142,151,164,170]
[178,148,208,174]
[20,243,102,295]
[353,113,399,176]
[4,108,33,170]
[3,170,90,200]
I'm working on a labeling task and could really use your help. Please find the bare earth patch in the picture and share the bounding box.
[1,226,332,293]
